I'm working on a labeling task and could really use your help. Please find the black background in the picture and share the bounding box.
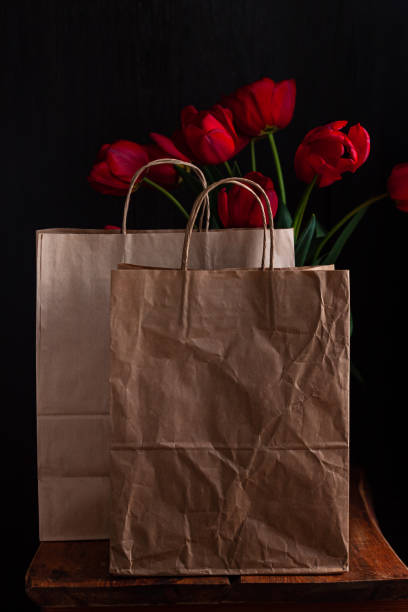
[3,1,408,608]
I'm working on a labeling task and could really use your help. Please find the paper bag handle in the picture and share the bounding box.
[196,176,275,237]
[181,178,274,271]
[122,158,209,235]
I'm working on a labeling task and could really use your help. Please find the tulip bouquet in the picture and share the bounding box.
[89,77,408,268]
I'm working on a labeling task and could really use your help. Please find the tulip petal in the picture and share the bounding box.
[217,188,230,227]
[184,118,236,164]
[212,105,235,130]
[329,120,348,130]
[304,125,348,145]
[235,133,250,153]
[97,144,111,161]
[318,172,343,188]
[202,130,236,164]
[396,199,408,212]
[247,190,278,226]
[218,171,278,228]
[308,153,343,187]
[388,163,408,199]
[270,78,296,129]
[88,160,130,195]
[336,158,357,173]
[223,78,279,136]
[222,94,262,136]
[107,140,149,181]
[241,79,276,134]
[181,105,199,126]
[180,104,240,165]
[347,124,370,170]
[245,171,278,219]
[150,132,191,162]
[309,139,344,165]
[144,144,179,187]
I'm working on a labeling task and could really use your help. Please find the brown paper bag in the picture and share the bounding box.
[36,160,295,541]
[109,178,350,576]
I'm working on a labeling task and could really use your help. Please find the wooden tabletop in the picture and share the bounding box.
[26,469,408,611]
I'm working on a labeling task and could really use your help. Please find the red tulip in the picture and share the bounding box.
[104,225,120,230]
[150,131,191,162]
[144,144,179,187]
[88,140,178,195]
[89,140,149,195]
[294,121,370,188]
[217,172,278,228]
[151,104,247,165]
[181,104,239,164]
[222,78,296,137]
[387,163,408,212]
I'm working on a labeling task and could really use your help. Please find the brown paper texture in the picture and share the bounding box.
[109,267,350,575]
[36,227,294,541]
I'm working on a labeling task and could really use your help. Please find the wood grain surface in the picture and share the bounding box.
[26,470,408,608]
[41,604,408,612]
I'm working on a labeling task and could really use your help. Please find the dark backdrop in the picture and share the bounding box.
[3,1,408,608]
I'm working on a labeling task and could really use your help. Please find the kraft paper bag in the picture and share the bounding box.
[36,162,295,541]
[109,179,350,576]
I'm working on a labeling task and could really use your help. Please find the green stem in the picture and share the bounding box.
[293,176,317,239]
[143,176,189,220]
[203,165,216,184]
[268,131,286,205]
[250,139,257,172]
[314,192,388,260]
[224,160,233,177]
[232,160,243,177]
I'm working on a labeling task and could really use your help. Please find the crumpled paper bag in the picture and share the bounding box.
[109,264,349,575]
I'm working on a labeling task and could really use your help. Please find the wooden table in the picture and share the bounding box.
[26,470,408,611]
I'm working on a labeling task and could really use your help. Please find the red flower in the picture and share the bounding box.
[104,225,120,230]
[217,172,278,228]
[222,78,296,137]
[144,144,179,187]
[294,121,370,188]
[150,131,191,162]
[387,163,408,212]
[181,105,240,164]
[151,104,247,165]
[88,140,179,195]
[89,140,149,195]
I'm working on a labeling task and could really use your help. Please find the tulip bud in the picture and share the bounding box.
[217,172,278,228]
[223,78,296,137]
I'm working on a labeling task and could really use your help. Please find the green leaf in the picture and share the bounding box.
[275,201,293,229]
[295,215,316,266]
[311,254,327,265]
[315,218,327,238]
[308,219,327,264]
[321,208,367,265]
[292,176,317,239]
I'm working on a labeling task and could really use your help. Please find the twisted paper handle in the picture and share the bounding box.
[122,158,209,234]
[181,177,274,270]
